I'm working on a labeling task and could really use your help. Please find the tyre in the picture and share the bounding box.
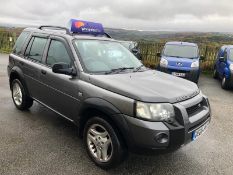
[213,68,218,79]
[84,117,127,169]
[193,75,199,84]
[221,76,230,89]
[11,79,33,110]
[194,79,199,84]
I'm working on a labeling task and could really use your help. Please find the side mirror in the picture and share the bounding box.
[131,48,138,53]
[52,63,77,76]
[157,52,161,57]
[200,55,205,60]
[219,57,225,62]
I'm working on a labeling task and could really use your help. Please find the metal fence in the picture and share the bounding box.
[0,32,221,72]
[0,31,17,53]
[138,42,219,71]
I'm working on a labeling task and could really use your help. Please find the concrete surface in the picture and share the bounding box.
[0,53,233,175]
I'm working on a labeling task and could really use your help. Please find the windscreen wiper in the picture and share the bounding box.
[105,67,134,74]
[134,65,145,72]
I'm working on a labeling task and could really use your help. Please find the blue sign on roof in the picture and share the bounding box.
[68,19,104,36]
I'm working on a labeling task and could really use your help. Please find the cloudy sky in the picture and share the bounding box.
[1,0,233,32]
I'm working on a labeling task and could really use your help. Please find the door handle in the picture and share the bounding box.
[41,70,47,75]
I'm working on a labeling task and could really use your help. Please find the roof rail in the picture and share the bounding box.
[104,32,112,38]
[38,25,112,38]
[38,26,71,35]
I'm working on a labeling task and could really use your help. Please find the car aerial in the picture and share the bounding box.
[213,45,233,89]
[119,40,142,60]
[7,19,211,169]
[157,41,205,83]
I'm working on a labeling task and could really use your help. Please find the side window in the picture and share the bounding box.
[25,37,35,57]
[26,37,47,62]
[13,32,29,55]
[46,40,71,67]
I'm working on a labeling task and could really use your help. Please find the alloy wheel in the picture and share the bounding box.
[87,124,113,162]
[12,82,23,106]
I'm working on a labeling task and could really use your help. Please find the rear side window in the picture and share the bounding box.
[46,40,71,66]
[13,32,29,55]
[26,37,47,62]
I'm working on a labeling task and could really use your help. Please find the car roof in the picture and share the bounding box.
[118,40,135,43]
[165,41,197,47]
[23,27,116,42]
[221,45,233,50]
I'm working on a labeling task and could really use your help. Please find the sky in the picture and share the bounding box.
[1,0,233,32]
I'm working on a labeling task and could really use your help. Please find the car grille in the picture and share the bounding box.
[186,99,205,116]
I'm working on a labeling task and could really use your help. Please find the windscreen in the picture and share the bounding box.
[120,42,131,50]
[163,44,198,58]
[74,40,142,73]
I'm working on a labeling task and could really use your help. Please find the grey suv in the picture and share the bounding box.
[7,26,211,169]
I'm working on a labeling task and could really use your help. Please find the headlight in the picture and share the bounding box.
[191,60,199,68]
[160,58,168,67]
[230,64,233,71]
[136,102,175,122]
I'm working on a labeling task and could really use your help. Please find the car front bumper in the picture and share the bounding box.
[115,93,211,152]
[159,66,200,83]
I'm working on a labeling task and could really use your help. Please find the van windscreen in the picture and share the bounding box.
[163,44,198,59]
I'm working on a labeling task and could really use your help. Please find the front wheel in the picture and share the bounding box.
[84,117,127,169]
[11,79,33,110]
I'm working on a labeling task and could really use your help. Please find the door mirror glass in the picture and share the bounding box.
[52,63,76,76]
[219,57,225,62]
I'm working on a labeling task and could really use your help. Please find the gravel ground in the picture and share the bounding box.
[0,53,233,175]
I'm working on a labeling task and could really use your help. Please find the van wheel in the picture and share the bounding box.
[213,68,218,79]
[221,76,230,89]
[84,117,127,169]
[11,79,33,110]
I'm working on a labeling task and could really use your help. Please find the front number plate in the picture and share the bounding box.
[192,121,210,141]
[172,72,186,77]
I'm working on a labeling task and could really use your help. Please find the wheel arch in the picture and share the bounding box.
[9,67,30,96]
[76,98,128,148]
[224,67,231,79]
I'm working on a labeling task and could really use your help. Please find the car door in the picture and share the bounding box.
[219,50,228,76]
[23,34,49,101]
[39,36,81,120]
[216,49,222,74]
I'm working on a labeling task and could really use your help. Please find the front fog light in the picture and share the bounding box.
[155,132,169,144]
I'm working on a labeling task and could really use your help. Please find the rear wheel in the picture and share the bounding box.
[213,67,218,79]
[84,117,127,169]
[11,79,33,110]
[221,76,230,89]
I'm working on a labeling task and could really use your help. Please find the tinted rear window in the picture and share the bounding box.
[26,37,47,62]
[13,32,29,55]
